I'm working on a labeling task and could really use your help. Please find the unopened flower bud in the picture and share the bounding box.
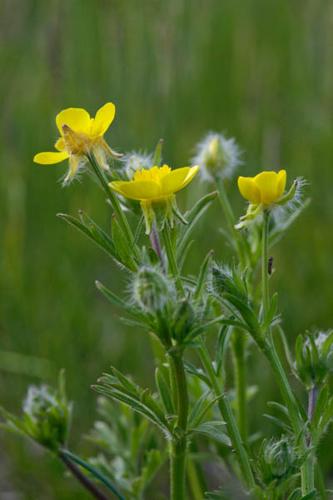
[210,264,244,299]
[19,373,71,452]
[258,437,297,486]
[132,266,174,313]
[192,132,242,182]
[295,330,333,388]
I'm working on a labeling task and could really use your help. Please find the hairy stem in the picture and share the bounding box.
[169,351,189,500]
[198,341,256,492]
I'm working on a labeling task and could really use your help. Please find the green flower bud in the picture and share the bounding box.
[295,330,333,388]
[257,437,297,486]
[23,385,69,450]
[210,264,247,300]
[132,266,174,313]
[1,372,71,452]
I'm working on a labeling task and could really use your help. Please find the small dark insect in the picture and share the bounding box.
[268,256,274,275]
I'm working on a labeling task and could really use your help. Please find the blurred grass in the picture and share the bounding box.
[1,0,333,496]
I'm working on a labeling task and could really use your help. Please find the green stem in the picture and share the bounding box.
[260,211,315,495]
[261,210,270,319]
[162,223,185,295]
[215,177,248,266]
[316,459,328,500]
[232,331,248,444]
[187,458,203,500]
[87,152,139,261]
[59,449,124,499]
[198,341,256,492]
[169,351,189,500]
[217,179,251,449]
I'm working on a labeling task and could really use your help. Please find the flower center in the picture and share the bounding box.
[133,165,171,183]
[62,124,97,155]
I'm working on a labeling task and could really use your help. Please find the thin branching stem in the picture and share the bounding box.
[232,331,248,443]
[87,152,140,262]
[59,450,110,500]
[215,177,249,266]
[198,340,256,492]
[260,211,315,495]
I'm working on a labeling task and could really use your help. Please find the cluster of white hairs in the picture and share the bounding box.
[130,265,175,313]
[192,132,242,182]
[121,151,153,179]
[23,385,57,414]
[273,177,309,225]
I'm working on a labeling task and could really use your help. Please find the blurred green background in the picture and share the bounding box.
[1,0,333,497]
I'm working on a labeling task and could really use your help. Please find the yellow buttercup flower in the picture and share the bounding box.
[110,165,199,233]
[238,170,287,206]
[33,102,116,183]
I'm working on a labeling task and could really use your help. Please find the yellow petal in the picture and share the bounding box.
[55,137,65,151]
[33,151,69,165]
[161,166,199,196]
[276,169,287,199]
[110,180,161,200]
[253,171,280,204]
[91,102,116,137]
[56,108,91,135]
[238,176,261,204]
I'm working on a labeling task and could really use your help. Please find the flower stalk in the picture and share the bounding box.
[59,450,110,500]
[198,341,256,491]
[260,211,315,495]
[216,177,248,267]
[232,331,248,443]
[162,223,185,295]
[87,152,139,262]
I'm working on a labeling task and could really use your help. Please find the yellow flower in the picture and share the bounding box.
[238,170,287,206]
[33,102,116,183]
[110,165,199,233]
[110,165,199,202]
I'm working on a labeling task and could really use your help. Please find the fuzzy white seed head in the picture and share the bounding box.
[192,132,242,182]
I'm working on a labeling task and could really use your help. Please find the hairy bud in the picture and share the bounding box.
[132,266,174,313]
[257,437,297,486]
[1,372,71,452]
[295,330,333,388]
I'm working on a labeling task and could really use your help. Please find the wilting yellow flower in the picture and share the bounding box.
[238,170,287,206]
[110,165,199,233]
[33,102,116,183]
